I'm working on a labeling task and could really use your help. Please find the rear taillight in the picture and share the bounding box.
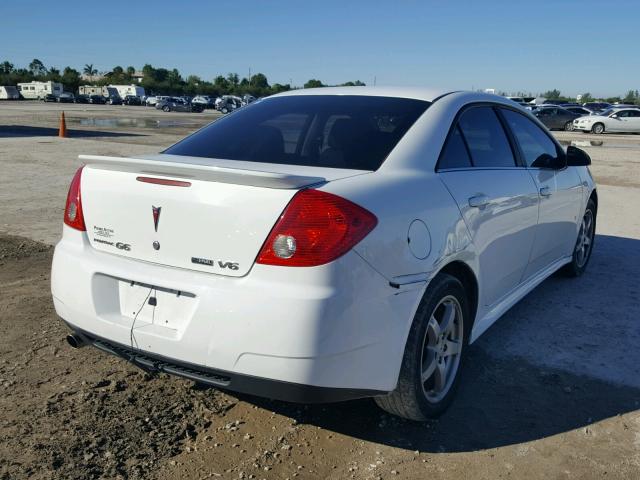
[257,189,377,267]
[64,166,86,231]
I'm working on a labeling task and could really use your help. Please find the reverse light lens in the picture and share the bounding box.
[63,166,86,231]
[273,234,297,259]
[257,189,377,267]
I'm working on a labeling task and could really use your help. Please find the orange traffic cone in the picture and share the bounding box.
[59,111,67,138]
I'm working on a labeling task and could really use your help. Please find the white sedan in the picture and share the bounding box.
[52,88,597,420]
[573,107,640,133]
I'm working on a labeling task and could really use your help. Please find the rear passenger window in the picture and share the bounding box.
[439,126,472,169]
[501,109,559,168]
[457,107,516,168]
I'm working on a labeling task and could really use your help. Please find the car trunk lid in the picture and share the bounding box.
[79,154,368,277]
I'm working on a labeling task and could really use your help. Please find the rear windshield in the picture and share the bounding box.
[164,95,430,171]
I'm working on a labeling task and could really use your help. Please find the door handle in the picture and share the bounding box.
[468,194,489,208]
[539,186,552,197]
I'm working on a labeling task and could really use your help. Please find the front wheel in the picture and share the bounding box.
[561,199,596,277]
[591,123,605,134]
[564,121,574,131]
[375,273,469,420]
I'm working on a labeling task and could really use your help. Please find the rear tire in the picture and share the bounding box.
[591,123,605,134]
[375,273,469,421]
[163,106,170,112]
[561,199,596,277]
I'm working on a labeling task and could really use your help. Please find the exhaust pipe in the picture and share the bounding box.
[66,333,86,349]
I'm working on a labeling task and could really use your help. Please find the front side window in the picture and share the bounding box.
[165,95,430,171]
[457,107,516,168]
[501,109,559,168]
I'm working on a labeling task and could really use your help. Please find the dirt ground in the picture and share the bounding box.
[1,103,639,479]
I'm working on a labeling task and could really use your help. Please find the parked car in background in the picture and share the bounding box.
[573,108,640,134]
[533,106,582,130]
[75,94,90,104]
[107,95,123,105]
[565,106,593,116]
[215,95,242,113]
[57,92,75,103]
[89,95,106,105]
[0,86,21,100]
[54,88,597,421]
[192,95,215,108]
[242,94,257,105]
[155,97,204,113]
[144,96,158,106]
[583,102,611,111]
[123,95,142,106]
[43,94,57,102]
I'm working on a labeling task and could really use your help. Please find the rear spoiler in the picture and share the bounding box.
[79,155,326,189]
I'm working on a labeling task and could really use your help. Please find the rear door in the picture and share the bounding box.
[500,108,583,279]
[613,109,636,132]
[438,105,539,307]
[627,109,640,132]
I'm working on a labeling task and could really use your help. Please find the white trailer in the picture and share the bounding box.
[109,84,145,98]
[78,85,106,96]
[0,86,20,100]
[17,81,64,100]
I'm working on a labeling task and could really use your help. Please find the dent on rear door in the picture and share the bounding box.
[439,169,539,307]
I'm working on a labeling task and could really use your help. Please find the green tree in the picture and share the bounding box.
[1,61,14,74]
[623,89,638,104]
[542,89,561,100]
[83,64,97,76]
[214,75,230,91]
[29,58,46,76]
[250,73,269,89]
[341,80,366,86]
[580,92,594,104]
[304,79,324,88]
[62,67,81,92]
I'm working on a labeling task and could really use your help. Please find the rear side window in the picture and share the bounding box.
[501,109,559,168]
[164,95,430,171]
[438,126,472,169]
[457,107,516,168]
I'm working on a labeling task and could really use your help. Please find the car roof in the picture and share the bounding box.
[271,86,452,102]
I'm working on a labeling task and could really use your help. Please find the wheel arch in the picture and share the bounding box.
[589,188,598,213]
[436,260,479,333]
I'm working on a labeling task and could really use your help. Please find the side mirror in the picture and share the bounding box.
[566,146,591,166]
[611,114,618,118]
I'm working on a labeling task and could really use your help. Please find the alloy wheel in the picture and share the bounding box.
[420,295,463,403]
[576,209,594,268]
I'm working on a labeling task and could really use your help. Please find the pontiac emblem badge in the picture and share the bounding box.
[152,206,161,232]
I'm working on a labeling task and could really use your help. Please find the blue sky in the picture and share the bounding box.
[2,0,638,97]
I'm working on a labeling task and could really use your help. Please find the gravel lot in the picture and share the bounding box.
[1,102,639,479]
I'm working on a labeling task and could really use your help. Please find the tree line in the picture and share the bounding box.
[539,88,640,106]
[0,59,365,97]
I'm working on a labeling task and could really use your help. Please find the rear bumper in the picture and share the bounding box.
[52,226,423,397]
[65,323,384,402]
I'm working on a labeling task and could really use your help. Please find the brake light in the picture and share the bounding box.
[257,189,377,267]
[63,166,86,231]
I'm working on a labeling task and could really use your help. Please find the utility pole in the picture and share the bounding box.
[373,76,376,87]
[248,67,251,82]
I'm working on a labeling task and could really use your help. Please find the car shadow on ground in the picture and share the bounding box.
[0,125,146,138]
[229,234,640,452]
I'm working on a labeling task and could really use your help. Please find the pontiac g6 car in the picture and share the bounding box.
[52,88,596,420]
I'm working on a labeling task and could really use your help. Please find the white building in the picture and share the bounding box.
[0,86,20,100]
[17,81,64,99]
[109,84,145,98]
